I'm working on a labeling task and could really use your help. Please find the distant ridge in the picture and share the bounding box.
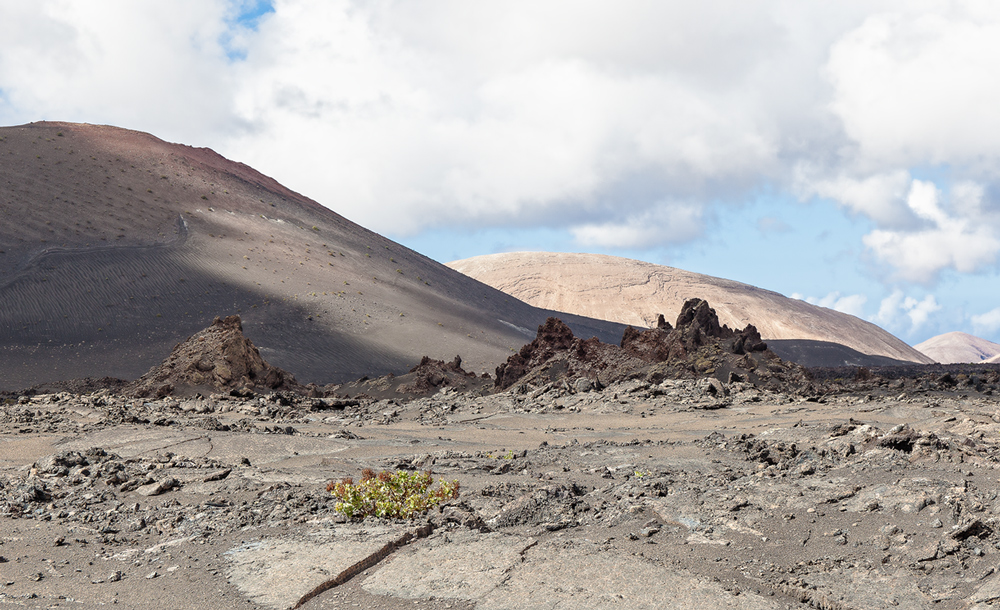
[447,252,933,365]
[915,332,1000,364]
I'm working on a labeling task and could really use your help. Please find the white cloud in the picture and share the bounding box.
[862,180,1000,282]
[570,204,703,249]
[872,289,942,334]
[224,0,789,234]
[796,169,915,227]
[972,307,1000,334]
[827,6,1000,168]
[0,0,241,144]
[793,291,868,318]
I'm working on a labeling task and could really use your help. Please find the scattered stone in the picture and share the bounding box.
[203,468,231,482]
[136,477,179,497]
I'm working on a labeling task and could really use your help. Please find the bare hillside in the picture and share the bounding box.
[915,331,1000,364]
[447,252,932,365]
[0,122,624,390]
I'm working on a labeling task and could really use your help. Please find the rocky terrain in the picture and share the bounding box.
[447,252,933,366]
[3,122,998,609]
[4,303,1000,608]
[4,363,1000,609]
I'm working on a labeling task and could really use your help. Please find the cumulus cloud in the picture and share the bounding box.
[873,289,942,334]
[569,204,703,249]
[827,6,1000,168]
[223,0,794,234]
[796,169,915,227]
[972,307,1000,334]
[0,0,242,144]
[791,292,868,318]
[862,180,1000,283]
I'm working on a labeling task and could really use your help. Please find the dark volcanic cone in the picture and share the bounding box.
[124,315,302,397]
[0,121,625,390]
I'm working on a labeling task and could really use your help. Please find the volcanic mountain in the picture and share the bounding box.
[0,122,625,391]
[914,332,1000,364]
[447,252,933,366]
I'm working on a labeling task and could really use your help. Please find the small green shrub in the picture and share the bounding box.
[327,469,459,520]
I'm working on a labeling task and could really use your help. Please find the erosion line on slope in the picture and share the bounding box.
[1,215,189,289]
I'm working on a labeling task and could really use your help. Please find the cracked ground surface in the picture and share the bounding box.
[3,379,1000,609]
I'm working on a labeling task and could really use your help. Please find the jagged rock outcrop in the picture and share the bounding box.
[397,355,478,394]
[330,354,494,400]
[493,319,647,391]
[496,298,793,392]
[494,319,578,390]
[125,315,302,397]
[621,299,768,363]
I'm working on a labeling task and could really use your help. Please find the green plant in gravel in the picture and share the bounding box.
[327,469,459,520]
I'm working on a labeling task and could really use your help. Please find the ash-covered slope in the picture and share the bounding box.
[915,331,1000,364]
[0,122,624,391]
[448,251,932,365]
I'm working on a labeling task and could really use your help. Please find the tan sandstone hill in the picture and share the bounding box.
[447,252,933,365]
[0,122,625,390]
[915,332,1000,364]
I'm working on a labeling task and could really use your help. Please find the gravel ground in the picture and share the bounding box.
[3,379,1000,609]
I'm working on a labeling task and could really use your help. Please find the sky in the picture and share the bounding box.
[1,0,999,347]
